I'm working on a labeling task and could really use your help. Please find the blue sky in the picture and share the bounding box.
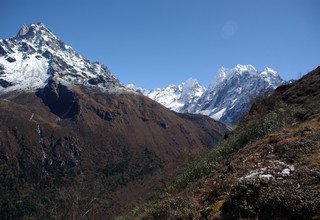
[1,0,319,89]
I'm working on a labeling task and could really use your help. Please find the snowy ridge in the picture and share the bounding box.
[195,64,284,125]
[135,78,205,112]
[132,64,284,125]
[148,84,184,112]
[0,22,121,93]
[127,84,150,95]
[210,64,257,89]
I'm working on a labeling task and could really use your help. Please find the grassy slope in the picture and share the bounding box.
[118,66,320,219]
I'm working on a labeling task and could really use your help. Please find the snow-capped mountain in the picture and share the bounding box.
[135,64,284,126]
[139,78,205,112]
[126,83,150,95]
[1,23,284,126]
[0,23,228,219]
[192,64,284,125]
[0,22,121,93]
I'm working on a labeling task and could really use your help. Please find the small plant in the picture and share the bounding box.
[211,199,225,213]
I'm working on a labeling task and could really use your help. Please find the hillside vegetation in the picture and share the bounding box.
[119,67,320,219]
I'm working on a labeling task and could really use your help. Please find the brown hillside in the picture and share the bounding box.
[0,85,226,219]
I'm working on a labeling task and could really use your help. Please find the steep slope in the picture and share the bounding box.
[135,65,284,126]
[121,67,320,219]
[0,23,227,219]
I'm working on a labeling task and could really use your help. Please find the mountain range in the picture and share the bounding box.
[0,23,226,219]
[1,22,317,220]
[129,64,284,126]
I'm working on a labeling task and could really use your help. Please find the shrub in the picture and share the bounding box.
[221,177,320,219]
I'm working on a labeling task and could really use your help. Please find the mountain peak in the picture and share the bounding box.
[235,64,257,72]
[210,64,277,89]
[0,23,120,92]
[263,67,278,76]
[183,77,200,88]
[17,22,57,41]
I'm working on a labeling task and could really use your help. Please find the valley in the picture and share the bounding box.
[0,22,319,219]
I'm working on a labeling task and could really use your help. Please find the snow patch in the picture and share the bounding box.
[211,107,227,120]
[0,54,49,92]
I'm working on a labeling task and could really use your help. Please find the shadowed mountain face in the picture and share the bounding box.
[0,23,227,219]
[36,79,80,119]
